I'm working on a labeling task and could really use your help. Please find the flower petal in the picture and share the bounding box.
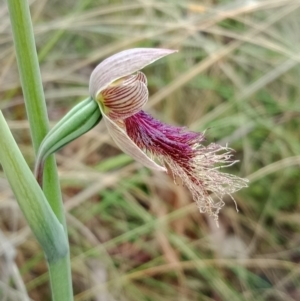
[99,106,166,172]
[122,71,147,86]
[101,79,148,120]
[89,48,177,99]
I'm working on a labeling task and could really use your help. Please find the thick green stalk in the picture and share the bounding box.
[0,111,68,263]
[7,0,48,151]
[35,98,101,185]
[6,0,73,300]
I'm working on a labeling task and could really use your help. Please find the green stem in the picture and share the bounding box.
[7,0,48,151]
[47,257,73,301]
[6,0,73,300]
[0,111,68,263]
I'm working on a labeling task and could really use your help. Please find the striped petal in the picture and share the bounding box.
[101,77,148,120]
[99,105,166,172]
[89,48,177,99]
[122,72,147,86]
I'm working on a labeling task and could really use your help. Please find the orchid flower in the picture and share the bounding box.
[89,48,248,220]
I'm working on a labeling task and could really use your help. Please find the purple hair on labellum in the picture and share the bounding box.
[125,110,202,167]
[125,111,248,220]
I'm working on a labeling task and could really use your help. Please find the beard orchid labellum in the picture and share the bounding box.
[89,48,248,221]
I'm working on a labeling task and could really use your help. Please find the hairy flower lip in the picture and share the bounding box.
[124,110,248,220]
[101,111,167,172]
[89,48,177,99]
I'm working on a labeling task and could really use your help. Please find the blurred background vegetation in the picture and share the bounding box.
[1,0,300,300]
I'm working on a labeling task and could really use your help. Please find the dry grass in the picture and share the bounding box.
[1,0,300,300]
